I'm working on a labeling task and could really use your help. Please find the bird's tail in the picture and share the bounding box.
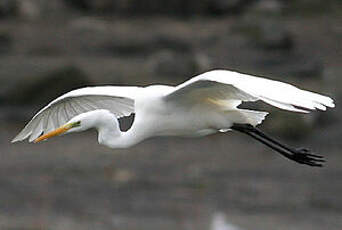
[226,109,269,127]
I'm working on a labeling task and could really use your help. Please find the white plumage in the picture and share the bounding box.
[12,69,334,166]
[13,86,139,142]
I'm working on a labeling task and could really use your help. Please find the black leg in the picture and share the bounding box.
[231,124,325,167]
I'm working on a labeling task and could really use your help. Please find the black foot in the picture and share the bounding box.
[286,148,325,167]
[231,124,326,167]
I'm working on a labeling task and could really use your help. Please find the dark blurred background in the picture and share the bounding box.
[0,0,341,229]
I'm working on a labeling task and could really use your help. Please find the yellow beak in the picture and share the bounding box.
[34,122,78,143]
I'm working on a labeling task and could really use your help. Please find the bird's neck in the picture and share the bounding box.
[97,124,143,149]
[85,110,146,149]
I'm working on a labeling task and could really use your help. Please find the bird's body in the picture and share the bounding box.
[12,70,334,166]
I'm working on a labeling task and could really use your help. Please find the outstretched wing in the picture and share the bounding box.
[164,69,335,112]
[12,86,141,142]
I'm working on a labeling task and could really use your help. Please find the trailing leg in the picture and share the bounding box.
[231,124,325,167]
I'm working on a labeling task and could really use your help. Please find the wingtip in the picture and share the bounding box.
[322,95,335,108]
[11,137,20,143]
[11,131,31,144]
[329,101,335,108]
[11,135,36,143]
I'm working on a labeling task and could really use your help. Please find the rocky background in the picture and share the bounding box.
[0,0,341,229]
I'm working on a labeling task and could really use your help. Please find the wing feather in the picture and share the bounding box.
[60,103,69,125]
[65,100,77,118]
[46,107,57,133]
[29,114,44,142]
[164,70,334,112]
[12,86,140,142]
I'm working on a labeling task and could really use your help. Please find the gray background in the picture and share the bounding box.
[0,0,341,229]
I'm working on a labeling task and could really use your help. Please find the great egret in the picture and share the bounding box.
[12,70,334,167]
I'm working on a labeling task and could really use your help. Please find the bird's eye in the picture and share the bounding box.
[71,121,81,128]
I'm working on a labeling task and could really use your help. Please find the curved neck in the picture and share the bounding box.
[97,126,142,149]
[89,111,145,149]
[74,110,146,149]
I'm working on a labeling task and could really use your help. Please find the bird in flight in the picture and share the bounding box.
[12,70,334,167]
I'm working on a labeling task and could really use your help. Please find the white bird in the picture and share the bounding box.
[12,70,334,166]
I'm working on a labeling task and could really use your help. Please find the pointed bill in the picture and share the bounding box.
[34,122,79,143]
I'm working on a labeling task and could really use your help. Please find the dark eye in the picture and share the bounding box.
[71,121,81,128]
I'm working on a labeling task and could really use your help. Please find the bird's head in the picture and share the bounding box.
[33,110,118,143]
